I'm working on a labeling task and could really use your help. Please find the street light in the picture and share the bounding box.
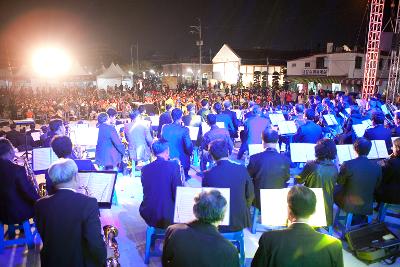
[190,18,203,86]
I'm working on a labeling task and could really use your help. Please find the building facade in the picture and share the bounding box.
[287,51,390,94]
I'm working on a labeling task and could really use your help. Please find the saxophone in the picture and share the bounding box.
[170,158,186,185]
[22,155,47,197]
[103,225,120,267]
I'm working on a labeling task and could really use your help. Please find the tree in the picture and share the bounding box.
[253,71,261,89]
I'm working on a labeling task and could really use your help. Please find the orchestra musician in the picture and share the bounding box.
[393,111,400,137]
[43,119,65,147]
[363,111,392,153]
[0,138,39,225]
[95,112,125,170]
[139,139,182,228]
[35,159,107,267]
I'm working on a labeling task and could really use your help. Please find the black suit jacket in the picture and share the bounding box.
[202,160,255,232]
[364,124,393,152]
[247,149,291,209]
[162,220,240,267]
[161,122,193,171]
[140,157,182,228]
[0,159,39,224]
[6,129,21,147]
[34,189,106,267]
[252,223,343,267]
[335,156,382,215]
[157,111,172,138]
[375,156,400,204]
[222,109,239,132]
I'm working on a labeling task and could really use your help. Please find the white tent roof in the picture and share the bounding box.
[115,64,128,76]
[97,63,128,78]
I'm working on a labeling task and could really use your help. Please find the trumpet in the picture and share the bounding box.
[103,225,120,267]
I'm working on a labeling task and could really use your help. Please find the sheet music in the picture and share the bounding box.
[336,145,355,164]
[187,126,200,141]
[216,122,225,128]
[201,122,211,135]
[77,172,116,204]
[248,144,264,156]
[381,105,389,115]
[362,119,372,127]
[278,120,297,135]
[30,131,41,141]
[174,187,230,225]
[290,143,316,162]
[32,148,58,171]
[269,113,286,125]
[260,188,327,227]
[323,114,338,126]
[73,127,99,146]
[149,115,159,126]
[373,140,389,159]
[352,123,368,137]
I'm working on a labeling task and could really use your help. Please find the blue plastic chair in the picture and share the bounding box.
[0,220,38,253]
[251,207,260,234]
[378,203,400,225]
[144,226,166,264]
[333,209,373,238]
[221,230,245,267]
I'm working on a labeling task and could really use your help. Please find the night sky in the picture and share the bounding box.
[0,0,382,66]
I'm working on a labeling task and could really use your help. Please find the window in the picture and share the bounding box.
[305,62,310,68]
[316,57,325,69]
[291,63,296,67]
[355,56,362,69]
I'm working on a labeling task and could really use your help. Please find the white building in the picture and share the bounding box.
[287,51,390,93]
[212,44,294,87]
[162,63,212,87]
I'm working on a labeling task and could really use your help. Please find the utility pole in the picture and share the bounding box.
[130,42,139,73]
[190,18,203,86]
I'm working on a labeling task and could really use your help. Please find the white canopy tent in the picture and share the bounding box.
[96,63,132,89]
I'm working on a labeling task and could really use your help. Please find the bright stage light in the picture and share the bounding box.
[32,46,72,77]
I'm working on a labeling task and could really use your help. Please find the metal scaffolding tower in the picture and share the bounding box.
[387,1,400,102]
[362,0,385,99]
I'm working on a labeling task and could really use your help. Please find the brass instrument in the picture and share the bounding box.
[21,155,48,197]
[103,225,120,267]
[171,157,186,185]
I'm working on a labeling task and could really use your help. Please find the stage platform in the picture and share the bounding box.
[1,167,399,266]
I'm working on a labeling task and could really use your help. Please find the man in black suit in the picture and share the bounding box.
[140,139,182,228]
[202,139,254,232]
[157,104,173,138]
[0,138,39,225]
[252,185,343,267]
[293,108,323,143]
[197,98,210,122]
[247,128,291,209]
[222,100,239,138]
[364,111,392,152]
[161,108,193,179]
[162,190,240,267]
[200,114,233,171]
[5,123,21,148]
[334,137,382,217]
[35,158,107,267]
[45,135,96,195]
[213,102,235,137]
